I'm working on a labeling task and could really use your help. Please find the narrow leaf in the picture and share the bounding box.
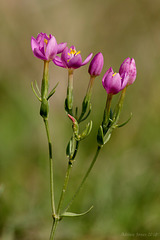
[61,206,93,218]
[117,113,132,128]
[31,82,41,101]
[35,80,41,96]
[97,125,104,146]
[47,82,59,100]
[80,103,92,123]
[80,120,93,140]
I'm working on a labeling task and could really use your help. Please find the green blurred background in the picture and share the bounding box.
[0,0,160,239]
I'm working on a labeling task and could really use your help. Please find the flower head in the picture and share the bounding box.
[31,33,67,61]
[119,57,137,85]
[88,52,104,77]
[53,45,93,69]
[102,67,128,95]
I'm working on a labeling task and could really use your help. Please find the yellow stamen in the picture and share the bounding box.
[44,39,48,44]
[75,51,81,56]
[112,72,117,77]
[70,49,76,55]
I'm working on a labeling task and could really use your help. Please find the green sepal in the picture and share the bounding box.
[47,82,59,100]
[61,206,93,218]
[78,120,92,140]
[80,103,92,123]
[66,85,73,113]
[103,131,111,144]
[40,99,49,119]
[97,125,104,146]
[65,98,72,115]
[82,96,89,113]
[75,107,78,119]
[117,113,132,128]
[66,137,76,159]
[65,98,69,113]
[31,82,41,102]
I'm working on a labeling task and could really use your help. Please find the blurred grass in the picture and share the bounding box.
[0,0,160,239]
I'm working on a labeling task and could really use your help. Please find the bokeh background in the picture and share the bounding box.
[0,0,160,239]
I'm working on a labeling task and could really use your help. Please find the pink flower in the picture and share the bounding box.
[53,45,93,69]
[119,57,137,85]
[31,32,67,61]
[102,67,128,95]
[88,52,104,76]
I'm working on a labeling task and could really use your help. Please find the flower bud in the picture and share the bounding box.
[102,67,128,95]
[88,52,104,76]
[119,57,137,85]
[40,99,49,119]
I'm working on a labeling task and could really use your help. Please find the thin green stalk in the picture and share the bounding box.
[103,93,113,128]
[43,118,56,216]
[67,69,74,114]
[63,146,101,213]
[49,219,58,240]
[114,86,127,123]
[41,61,49,99]
[57,162,73,215]
[78,76,95,122]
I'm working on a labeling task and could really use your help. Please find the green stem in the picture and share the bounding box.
[43,118,56,216]
[57,162,73,215]
[49,219,59,240]
[67,69,74,114]
[63,146,101,213]
[103,93,113,128]
[78,76,95,122]
[41,61,49,99]
[114,86,127,123]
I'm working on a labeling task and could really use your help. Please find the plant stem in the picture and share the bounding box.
[63,145,101,213]
[43,118,56,216]
[67,69,74,114]
[114,86,127,122]
[49,219,59,240]
[57,162,73,215]
[103,93,113,128]
[41,61,49,99]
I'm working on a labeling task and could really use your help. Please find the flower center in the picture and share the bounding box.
[44,39,48,45]
[68,48,81,61]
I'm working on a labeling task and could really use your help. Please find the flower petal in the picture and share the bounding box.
[53,56,66,68]
[45,36,58,61]
[57,42,67,54]
[33,48,47,60]
[68,54,82,69]
[61,47,69,67]
[110,73,122,94]
[121,72,129,89]
[31,37,39,52]
[102,67,113,89]
[82,53,93,66]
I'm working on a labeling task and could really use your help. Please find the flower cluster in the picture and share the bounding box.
[31,32,137,239]
[102,58,136,94]
[31,32,136,91]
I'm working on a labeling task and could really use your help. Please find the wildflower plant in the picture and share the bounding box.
[31,32,137,239]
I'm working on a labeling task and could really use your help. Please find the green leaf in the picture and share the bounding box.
[31,82,41,101]
[117,113,132,128]
[61,206,93,218]
[79,120,92,140]
[47,82,59,100]
[80,103,92,123]
[97,125,104,146]
[66,137,77,159]
[104,131,111,144]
